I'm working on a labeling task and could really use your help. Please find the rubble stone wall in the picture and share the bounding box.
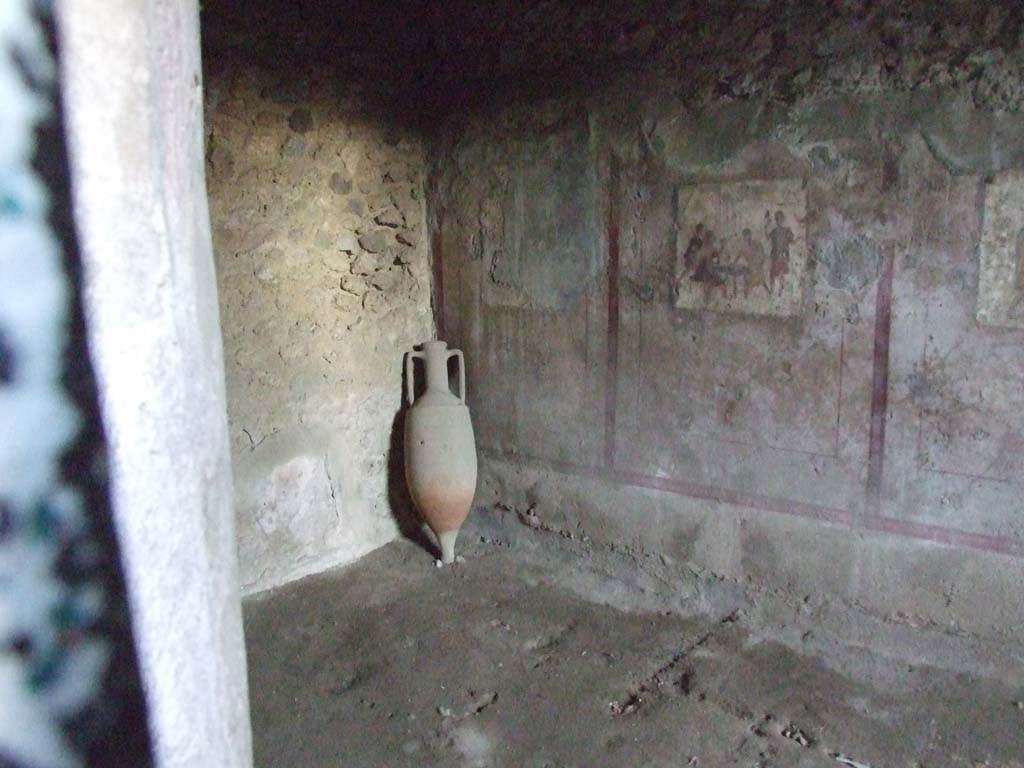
[203,4,433,592]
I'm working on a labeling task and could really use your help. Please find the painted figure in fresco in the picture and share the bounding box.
[727,247,747,298]
[691,231,729,300]
[737,228,768,297]
[766,210,794,295]
[682,222,705,272]
[689,230,711,283]
[711,247,734,300]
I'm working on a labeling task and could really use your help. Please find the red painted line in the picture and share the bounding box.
[867,516,1024,558]
[866,244,895,517]
[482,449,1024,560]
[834,323,845,457]
[913,305,930,466]
[919,466,1011,484]
[609,467,854,526]
[431,207,446,341]
[483,450,852,527]
[679,432,838,460]
[485,450,1024,561]
[604,155,621,470]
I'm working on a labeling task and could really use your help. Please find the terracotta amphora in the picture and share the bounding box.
[404,341,477,564]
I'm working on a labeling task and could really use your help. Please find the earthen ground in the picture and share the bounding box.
[245,529,1024,768]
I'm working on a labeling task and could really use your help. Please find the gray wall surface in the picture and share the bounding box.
[431,2,1024,638]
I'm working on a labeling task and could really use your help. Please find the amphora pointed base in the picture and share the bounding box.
[437,530,459,565]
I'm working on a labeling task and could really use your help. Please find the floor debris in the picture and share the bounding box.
[781,723,812,747]
[832,754,873,768]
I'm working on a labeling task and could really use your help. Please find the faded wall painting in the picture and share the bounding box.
[977,171,1024,330]
[674,179,807,317]
[483,114,600,310]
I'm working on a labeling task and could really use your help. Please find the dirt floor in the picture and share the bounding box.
[244,524,1024,768]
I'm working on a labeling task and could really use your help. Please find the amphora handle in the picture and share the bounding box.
[448,349,466,405]
[404,350,425,405]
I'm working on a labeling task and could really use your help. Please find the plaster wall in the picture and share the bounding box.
[202,4,434,593]
[432,1,1024,638]
[57,0,252,764]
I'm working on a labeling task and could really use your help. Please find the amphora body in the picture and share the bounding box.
[404,341,477,563]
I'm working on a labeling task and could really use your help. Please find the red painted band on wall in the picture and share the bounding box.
[866,243,895,517]
[481,449,1024,559]
[483,450,853,527]
[604,155,621,470]
[866,515,1024,559]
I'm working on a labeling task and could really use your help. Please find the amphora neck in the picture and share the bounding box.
[422,341,450,392]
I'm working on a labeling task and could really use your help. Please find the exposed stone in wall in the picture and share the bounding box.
[424,1,1024,119]
[431,1,1024,635]
[203,40,433,592]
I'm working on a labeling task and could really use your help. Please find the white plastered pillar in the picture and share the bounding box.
[55,0,253,765]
